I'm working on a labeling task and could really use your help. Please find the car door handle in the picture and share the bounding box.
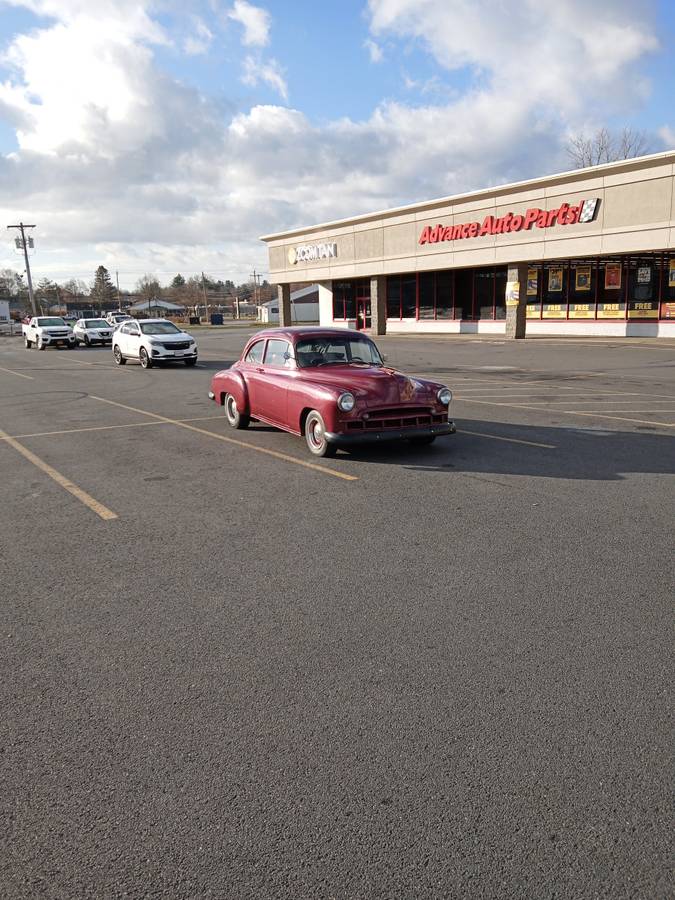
[256,367,264,373]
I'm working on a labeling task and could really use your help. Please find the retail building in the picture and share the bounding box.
[261,152,675,338]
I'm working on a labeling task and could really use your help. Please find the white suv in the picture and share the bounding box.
[113,318,198,368]
[106,312,132,326]
[73,317,114,346]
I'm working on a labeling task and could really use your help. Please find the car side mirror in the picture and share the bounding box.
[283,352,295,363]
[382,354,388,362]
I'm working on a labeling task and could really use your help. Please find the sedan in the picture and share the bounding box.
[113,318,198,368]
[73,318,114,346]
[208,327,455,457]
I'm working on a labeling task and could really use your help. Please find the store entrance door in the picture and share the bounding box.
[355,281,371,330]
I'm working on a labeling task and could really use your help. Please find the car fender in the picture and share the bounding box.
[288,381,341,433]
[212,369,249,413]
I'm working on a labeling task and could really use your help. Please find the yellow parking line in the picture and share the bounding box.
[89,395,358,482]
[0,426,118,520]
[460,429,555,449]
[1,415,230,441]
[454,396,675,429]
[0,365,33,380]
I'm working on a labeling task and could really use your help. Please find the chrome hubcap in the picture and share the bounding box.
[227,397,237,421]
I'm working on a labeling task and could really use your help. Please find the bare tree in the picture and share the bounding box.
[566,126,650,168]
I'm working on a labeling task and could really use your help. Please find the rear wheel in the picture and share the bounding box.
[224,393,250,429]
[139,347,152,369]
[305,410,336,458]
[113,345,126,365]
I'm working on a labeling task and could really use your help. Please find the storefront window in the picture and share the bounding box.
[436,272,453,318]
[494,269,507,320]
[627,257,658,319]
[474,269,494,320]
[454,270,473,319]
[597,258,625,318]
[568,260,596,319]
[401,275,417,318]
[660,255,675,320]
[418,272,435,319]
[332,281,355,320]
[542,263,567,318]
[386,277,401,319]
[526,266,542,319]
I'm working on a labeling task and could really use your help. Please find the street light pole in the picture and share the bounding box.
[7,222,36,315]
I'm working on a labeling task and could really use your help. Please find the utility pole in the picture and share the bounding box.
[201,271,208,322]
[115,270,121,310]
[249,269,262,315]
[7,222,36,315]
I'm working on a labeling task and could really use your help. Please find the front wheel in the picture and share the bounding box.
[84,335,90,347]
[24,336,31,349]
[139,347,152,369]
[224,393,250,429]
[113,345,126,365]
[37,338,45,350]
[305,410,336,458]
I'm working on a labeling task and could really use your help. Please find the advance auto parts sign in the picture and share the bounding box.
[419,198,599,244]
[288,242,337,265]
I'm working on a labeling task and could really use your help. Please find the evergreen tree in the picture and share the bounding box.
[171,274,186,288]
[91,265,116,308]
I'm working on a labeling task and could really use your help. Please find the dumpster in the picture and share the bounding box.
[210,313,224,325]
[189,316,200,325]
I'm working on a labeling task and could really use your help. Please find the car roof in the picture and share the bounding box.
[250,326,367,342]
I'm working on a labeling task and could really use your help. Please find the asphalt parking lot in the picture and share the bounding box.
[1,328,673,899]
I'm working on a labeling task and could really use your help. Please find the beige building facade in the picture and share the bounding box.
[261,152,675,338]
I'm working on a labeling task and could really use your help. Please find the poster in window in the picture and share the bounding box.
[548,268,563,292]
[575,266,591,291]
[637,266,651,284]
[604,263,621,289]
[527,269,538,296]
[669,260,675,288]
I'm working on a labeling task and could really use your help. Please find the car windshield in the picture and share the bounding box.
[139,322,181,335]
[84,319,108,328]
[295,336,383,368]
[37,317,66,326]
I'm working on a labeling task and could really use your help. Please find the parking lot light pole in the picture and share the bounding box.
[7,222,37,315]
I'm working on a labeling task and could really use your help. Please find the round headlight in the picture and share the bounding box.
[437,387,452,405]
[337,392,356,412]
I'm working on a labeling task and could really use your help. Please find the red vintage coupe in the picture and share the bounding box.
[208,327,455,457]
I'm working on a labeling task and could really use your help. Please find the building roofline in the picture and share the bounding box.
[259,150,675,242]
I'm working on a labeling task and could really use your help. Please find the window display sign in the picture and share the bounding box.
[548,268,563,292]
[597,303,625,319]
[568,304,595,318]
[604,263,622,289]
[669,260,675,288]
[526,305,541,318]
[628,303,658,319]
[637,267,651,284]
[527,269,538,296]
[542,304,565,318]
[661,302,675,318]
[575,266,591,291]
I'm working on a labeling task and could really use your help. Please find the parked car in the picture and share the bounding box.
[22,316,77,350]
[208,327,455,457]
[73,317,114,346]
[106,312,133,326]
[113,318,197,368]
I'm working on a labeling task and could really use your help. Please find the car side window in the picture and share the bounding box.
[128,322,140,334]
[264,339,291,368]
[244,341,265,364]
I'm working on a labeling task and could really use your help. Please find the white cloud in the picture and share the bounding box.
[227,0,270,47]
[658,126,675,148]
[0,0,662,286]
[184,19,213,56]
[241,56,288,101]
[364,39,383,63]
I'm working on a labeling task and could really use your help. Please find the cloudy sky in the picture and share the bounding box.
[0,0,672,289]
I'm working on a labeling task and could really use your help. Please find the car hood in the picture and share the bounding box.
[301,366,439,407]
[149,332,191,341]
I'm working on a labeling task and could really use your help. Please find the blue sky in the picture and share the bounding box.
[0,0,672,287]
